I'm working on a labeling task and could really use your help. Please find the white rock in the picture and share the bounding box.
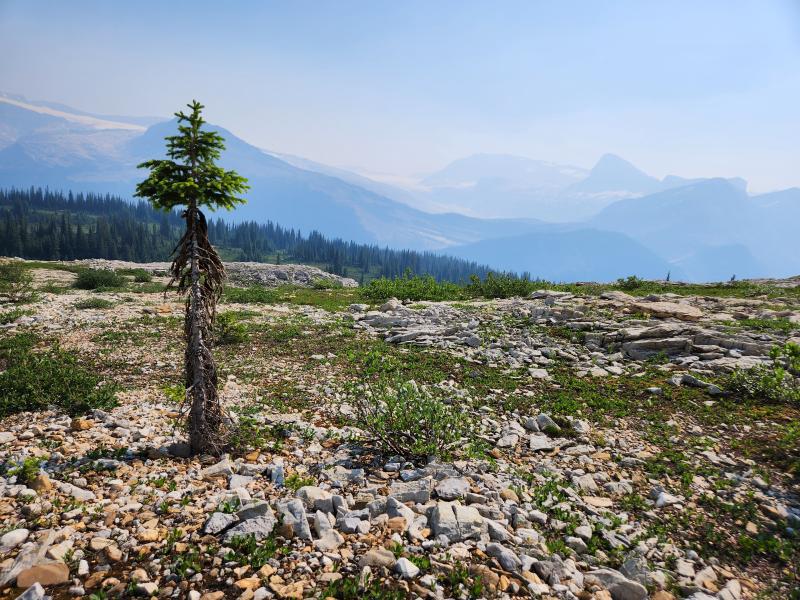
[14,583,45,600]
[0,528,30,553]
[313,530,344,552]
[434,477,470,501]
[394,557,420,579]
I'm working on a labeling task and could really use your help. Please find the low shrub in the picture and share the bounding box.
[362,273,464,302]
[616,275,647,290]
[74,269,125,290]
[8,457,42,485]
[129,269,153,283]
[74,270,119,290]
[311,278,343,290]
[215,312,250,345]
[465,272,540,299]
[74,298,115,310]
[349,379,470,460]
[116,267,153,282]
[0,262,36,303]
[727,342,800,405]
[363,271,543,302]
[0,344,118,418]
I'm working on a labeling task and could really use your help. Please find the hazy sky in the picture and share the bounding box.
[2,0,799,191]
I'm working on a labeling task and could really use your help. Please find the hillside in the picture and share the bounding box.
[0,260,798,599]
[0,188,496,284]
[590,180,800,280]
[0,97,546,251]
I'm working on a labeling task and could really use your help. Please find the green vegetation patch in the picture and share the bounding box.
[348,379,471,460]
[214,312,250,345]
[223,284,359,312]
[74,268,126,290]
[224,533,288,568]
[0,307,33,324]
[363,271,800,303]
[117,268,153,283]
[74,298,115,310]
[727,342,800,406]
[727,317,799,333]
[0,262,37,303]
[0,341,118,418]
[363,273,465,302]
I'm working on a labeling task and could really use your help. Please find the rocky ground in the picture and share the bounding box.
[1,261,799,600]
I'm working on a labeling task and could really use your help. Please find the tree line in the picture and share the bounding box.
[0,187,496,282]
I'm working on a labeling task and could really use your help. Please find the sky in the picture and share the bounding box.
[1,0,799,192]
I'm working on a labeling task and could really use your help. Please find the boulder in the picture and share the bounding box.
[204,512,238,535]
[1,529,30,553]
[486,543,521,572]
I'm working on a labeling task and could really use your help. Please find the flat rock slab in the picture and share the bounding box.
[16,561,70,587]
[222,514,277,542]
[584,496,614,508]
[633,301,702,321]
[389,478,432,504]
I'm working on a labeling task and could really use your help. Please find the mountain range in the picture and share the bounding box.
[1,92,797,282]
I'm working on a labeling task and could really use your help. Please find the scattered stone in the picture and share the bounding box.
[1,529,30,553]
[204,512,238,534]
[222,514,277,542]
[14,583,45,600]
[16,562,70,587]
[276,499,312,540]
[435,477,470,500]
[486,543,521,572]
[359,548,396,569]
[394,557,420,579]
[586,568,648,600]
[388,478,432,504]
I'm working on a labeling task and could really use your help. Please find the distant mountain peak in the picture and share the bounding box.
[567,153,660,196]
[591,153,648,177]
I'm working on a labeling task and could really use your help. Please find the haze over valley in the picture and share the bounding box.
[1,92,798,282]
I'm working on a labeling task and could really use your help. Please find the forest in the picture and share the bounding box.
[0,188,497,283]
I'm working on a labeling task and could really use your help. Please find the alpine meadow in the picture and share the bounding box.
[0,3,798,600]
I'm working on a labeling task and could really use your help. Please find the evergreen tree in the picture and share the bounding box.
[135,101,249,455]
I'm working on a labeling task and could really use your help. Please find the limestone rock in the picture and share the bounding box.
[16,561,70,587]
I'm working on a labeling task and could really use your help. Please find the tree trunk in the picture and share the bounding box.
[186,205,222,454]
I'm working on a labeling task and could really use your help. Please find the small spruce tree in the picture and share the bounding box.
[135,101,249,455]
